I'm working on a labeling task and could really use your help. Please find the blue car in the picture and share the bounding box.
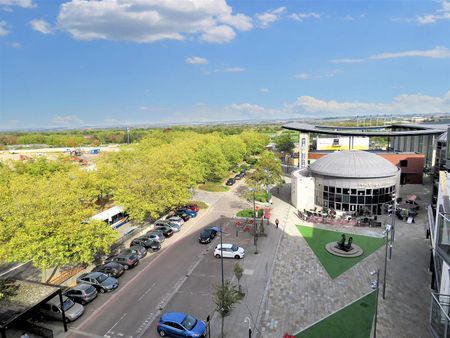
[157,312,206,337]
[178,208,197,218]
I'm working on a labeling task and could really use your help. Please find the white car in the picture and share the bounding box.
[214,244,245,259]
[167,216,185,226]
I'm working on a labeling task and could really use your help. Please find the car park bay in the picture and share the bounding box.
[66,180,249,338]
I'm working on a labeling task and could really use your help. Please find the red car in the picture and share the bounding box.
[185,204,199,212]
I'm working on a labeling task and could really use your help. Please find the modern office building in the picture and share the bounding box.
[291,150,400,214]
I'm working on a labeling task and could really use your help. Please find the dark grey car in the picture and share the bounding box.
[122,245,147,260]
[64,283,98,305]
[107,253,139,269]
[92,262,125,278]
[130,237,161,251]
[76,272,119,293]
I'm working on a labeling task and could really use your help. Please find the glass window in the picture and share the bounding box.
[329,187,335,193]
[323,192,328,199]
[365,196,372,204]
[329,202,335,209]
[358,190,365,196]
[335,194,342,203]
[324,186,329,192]
[350,196,357,203]
[351,189,357,195]
[343,188,350,194]
[373,195,379,204]
[366,189,372,195]
[358,196,364,204]
[329,193,335,201]
[350,205,356,211]
[373,189,379,195]
[336,188,342,194]
[342,204,349,211]
[343,195,350,203]
[336,203,341,210]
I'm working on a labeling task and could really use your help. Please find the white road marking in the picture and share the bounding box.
[137,282,156,302]
[105,312,127,336]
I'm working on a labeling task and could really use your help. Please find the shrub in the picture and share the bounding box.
[236,208,264,218]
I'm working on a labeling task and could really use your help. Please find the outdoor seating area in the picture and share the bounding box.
[297,208,383,228]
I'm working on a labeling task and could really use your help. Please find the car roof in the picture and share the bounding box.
[69,283,92,291]
[216,243,233,249]
[162,312,187,324]
[83,271,104,278]
[47,295,69,305]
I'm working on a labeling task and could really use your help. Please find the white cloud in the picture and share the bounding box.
[330,46,450,64]
[10,41,21,48]
[51,114,83,126]
[186,56,208,65]
[369,46,450,60]
[284,91,450,116]
[343,15,355,21]
[259,88,269,93]
[0,0,35,9]
[30,19,52,34]
[229,103,266,114]
[330,58,364,64]
[255,7,286,28]
[295,70,342,80]
[0,21,9,36]
[56,0,251,44]
[416,0,450,24]
[288,12,321,22]
[213,67,245,73]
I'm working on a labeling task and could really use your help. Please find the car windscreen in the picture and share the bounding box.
[232,245,239,251]
[60,298,75,311]
[181,315,197,330]
[96,274,108,283]
[201,229,211,236]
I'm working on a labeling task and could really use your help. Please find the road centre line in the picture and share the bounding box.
[137,282,156,302]
[105,312,127,336]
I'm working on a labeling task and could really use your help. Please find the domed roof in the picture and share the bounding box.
[310,151,399,178]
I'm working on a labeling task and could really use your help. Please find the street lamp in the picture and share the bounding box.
[219,218,225,288]
[371,269,380,338]
[248,188,258,254]
[244,317,252,338]
[382,224,392,299]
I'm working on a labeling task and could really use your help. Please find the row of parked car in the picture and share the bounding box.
[225,169,246,186]
[38,204,200,323]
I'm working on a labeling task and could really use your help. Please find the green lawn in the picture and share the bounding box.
[297,225,385,279]
[296,291,377,338]
[198,182,230,192]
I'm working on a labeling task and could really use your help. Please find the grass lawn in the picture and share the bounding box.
[190,200,209,209]
[297,225,385,279]
[296,291,377,338]
[198,182,230,192]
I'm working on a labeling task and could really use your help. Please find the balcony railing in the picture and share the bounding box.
[430,293,450,338]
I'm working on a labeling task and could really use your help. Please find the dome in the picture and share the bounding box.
[310,151,399,178]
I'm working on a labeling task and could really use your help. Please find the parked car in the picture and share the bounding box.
[76,272,119,293]
[130,237,161,251]
[157,312,207,338]
[214,243,245,259]
[177,208,197,218]
[40,295,84,322]
[184,204,199,212]
[167,216,185,226]
[122,245,147,260]
[144,231,165,242]
[174,211,191,221]
[92,262,125,278]
[199,228,218,244]
[107,253,139,269]
[64,283,98,305]
[225,178,235,186]
[156,221,181,233]
[148,225,173,238]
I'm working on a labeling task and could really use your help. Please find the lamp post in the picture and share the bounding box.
[220,221,224,288]
[248,188,258,254]
[371,269,380,338]
[244,317,252,338]
[382,224,392,299]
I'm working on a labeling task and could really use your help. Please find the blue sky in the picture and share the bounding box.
[0,0,449,130]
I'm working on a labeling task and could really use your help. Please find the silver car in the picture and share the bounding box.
[155,220,181,233]
[167,216,184,226]
[64,283,98,305]
[40,295,84,322]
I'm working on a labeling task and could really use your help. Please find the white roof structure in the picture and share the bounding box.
[91,206,124,221]
[310,150,399,178]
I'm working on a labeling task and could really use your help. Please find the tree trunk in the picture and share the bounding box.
[221,315,224,338]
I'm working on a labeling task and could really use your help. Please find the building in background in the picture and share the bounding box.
[315,136,369,151]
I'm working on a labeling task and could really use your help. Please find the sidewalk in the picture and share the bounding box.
[209,181,293,338]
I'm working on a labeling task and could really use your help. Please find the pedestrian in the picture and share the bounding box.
[275,218,279,228]
[21,333,29,338]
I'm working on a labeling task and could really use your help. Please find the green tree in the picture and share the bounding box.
[234,262,244,294]
[275,133,296,153]
[249,150,283,195]
[240,130,269,155]
[213,280,241,338]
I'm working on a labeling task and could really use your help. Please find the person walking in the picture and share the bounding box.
[275,218,279,228]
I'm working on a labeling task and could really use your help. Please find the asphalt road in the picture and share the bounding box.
[65,182,250,338]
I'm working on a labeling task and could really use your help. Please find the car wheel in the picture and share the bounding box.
[65,317,71,323]
[215,254,221,258]
[81,300,86,305]
[124,265,129,270]
[234,255,241,259]
[99,288,105,294]
[158,329,167,337]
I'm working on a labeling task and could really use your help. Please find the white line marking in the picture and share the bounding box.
[105,312,127,335]
[137,282,156,302]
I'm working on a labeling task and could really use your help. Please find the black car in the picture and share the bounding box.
[152,225,173,238]
[225,178,235,186]
[64,283,98,305]
[76,272,119,293]
[130,237,161,251]
[234,174,241,180]
[122,245,147,260]
[92,262,125,278]
[175,210,191,221]
[199,228,218,244]
[106,253,139,270]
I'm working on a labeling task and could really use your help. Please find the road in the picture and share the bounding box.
[66,182,251,338]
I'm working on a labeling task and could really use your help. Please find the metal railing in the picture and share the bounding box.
[430,293,450,338]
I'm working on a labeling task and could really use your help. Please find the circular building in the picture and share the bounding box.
[291,151,400,215]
